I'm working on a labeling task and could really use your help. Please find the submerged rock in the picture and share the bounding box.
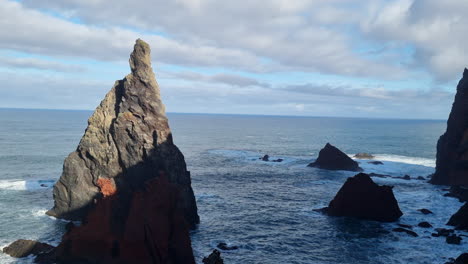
[2,239,54,258]
[418,208,433,215]
[308,143,362,172]
[217,242,238,251]
[203,250,224,264]
[431,69,468,186]
[446,234,463,245]
[392,228,418,237]
[417,221,432,228]
[47,39,199,228]
[368,161,383,165]
[260,155,269,161]
[323,173,403,222]
[447,203,468,230]
[354,153,375,159]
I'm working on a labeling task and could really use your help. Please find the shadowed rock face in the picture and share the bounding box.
[325,173,403,222]
[308,143,362,172]
[47,39,199,228]
[431,69,468,186]
[447,203,468,231]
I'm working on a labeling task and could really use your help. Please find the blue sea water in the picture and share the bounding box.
[0,109,466,263]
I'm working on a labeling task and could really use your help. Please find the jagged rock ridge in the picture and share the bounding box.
[308,143,362,172]
[47,39,199,228]
[431,69,468,186]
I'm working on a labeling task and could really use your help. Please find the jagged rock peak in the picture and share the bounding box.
[47,39,199,228]
[431,68,468,186]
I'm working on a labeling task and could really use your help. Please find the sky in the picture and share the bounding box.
[0,0,467,119]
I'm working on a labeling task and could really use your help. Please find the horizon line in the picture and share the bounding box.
[0,107,446,122]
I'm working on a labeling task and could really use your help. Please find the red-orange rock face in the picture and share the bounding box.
[55,174,195,264]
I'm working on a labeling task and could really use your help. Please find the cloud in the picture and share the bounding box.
[362,0,468,81]
[17,0,407,79]
[162,71,270,88]
[0,57,87,72]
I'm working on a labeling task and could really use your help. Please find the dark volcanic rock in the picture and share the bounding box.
[308,143,362,172]
[392,228,418,237]
[434,228,454,237]
[261,155,269,161]
[417,221,433,228]
[324,173,403,222]
[447,203,468,230]
[368,161,384,165]
[203,250,224,264]
[418,208,433,215]
[2,239,54,258]
[417,176,426,180]
[46,39,199,228]
[446,234,463,245]
[452,253,468,264]
[431,69,468,186]
[216,242,238,251]
[402,175,411,180]
[445,186,468,202]
[272,158,283,162]
[52,173,195,264]
[354,153,375,159]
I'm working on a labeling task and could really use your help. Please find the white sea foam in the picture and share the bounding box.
[0,179,54,191]
[371,154,435,168]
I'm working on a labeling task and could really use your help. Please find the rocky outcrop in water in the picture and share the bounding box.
[431,69,468,186]
[308,143,362,171]
[2,240,53,258]
[323,173,403,222]
[50,172,195,264]
[447,203,468,230]
[47,39,199,228]
[203,250,224,264]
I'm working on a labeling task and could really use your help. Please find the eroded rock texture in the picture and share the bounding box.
[431,69,468,186]
[308,143,362,172]
[47,39,199,228]
[325,173,403,222]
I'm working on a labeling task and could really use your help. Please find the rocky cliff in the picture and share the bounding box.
[431,69,468,186]
[47,39,199,228]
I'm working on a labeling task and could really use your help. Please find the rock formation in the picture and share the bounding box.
[431,69,468,186]
[308,143,362,172]
[323,173,403,222]
[2,240,53,258]
[47,39,199,228]
[203,250,224,264]
[447,203,468,230]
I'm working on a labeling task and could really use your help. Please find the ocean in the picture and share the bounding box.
[0,109,466,264]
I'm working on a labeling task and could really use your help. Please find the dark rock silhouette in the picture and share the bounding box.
[446,234,462,245]
[217,242,238,251]
[203,250,224,264]
[46,39,199,228]
[417,221,432,228]
[446,253,468,264]
[392,228,418,237]
[444,186,468,202]
[2,240,53,258]
[433,228,454,237]
[354,153,375,159]
[418,208,433,215]
[323,173,403,222]
[260,155,269,161]
[431,69,468,186]
[308,143,362,172]
[447,203,468,230]
[368,161,383,165]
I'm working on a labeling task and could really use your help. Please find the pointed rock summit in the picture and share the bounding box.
[431,68,468,186]
[47,39,199,228]
[308,143,362,172]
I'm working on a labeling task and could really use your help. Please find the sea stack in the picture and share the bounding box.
[431,69,468,186]
[308,143,362,172]
[47,39,199,228]
[323,173,403,222]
